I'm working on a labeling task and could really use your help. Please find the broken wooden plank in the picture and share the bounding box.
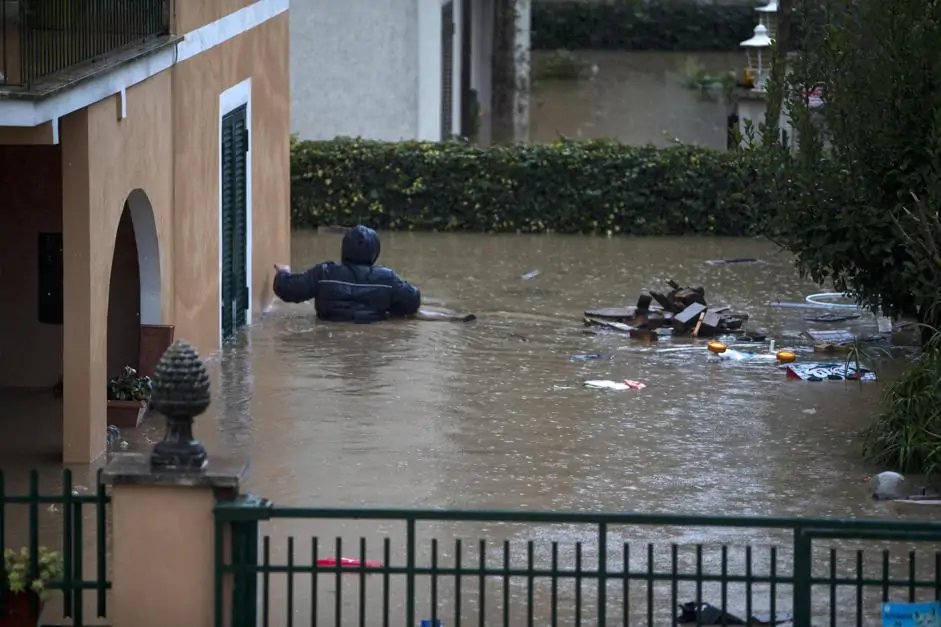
[584,307,636,320]
[675,288,706,308]
[804,328,856,344]
[629,329,659,343]
[650,291,675,312]
[691,311,707,337]
[698,311,722,334]
[584,316,634,333]
[674,302,707,325]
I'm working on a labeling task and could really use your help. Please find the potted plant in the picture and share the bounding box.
[106,365,153,429]
[1,546,63,627]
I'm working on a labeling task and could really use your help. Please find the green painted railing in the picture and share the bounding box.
[0,0,170,90]
[214,498,941,627]
[0,469,110,627]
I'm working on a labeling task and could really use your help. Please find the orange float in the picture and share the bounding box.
[707,341,728,354]
[776,350,797,363]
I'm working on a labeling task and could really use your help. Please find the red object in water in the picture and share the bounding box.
[623,379,647,390]
[316,557,385,569]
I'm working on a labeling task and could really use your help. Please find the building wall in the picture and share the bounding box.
[0,146,62,388]
[174,0,258,33]
[291,0,420,141]
[172,12,291,358]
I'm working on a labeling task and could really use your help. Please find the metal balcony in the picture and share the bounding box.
[0,0,170,94]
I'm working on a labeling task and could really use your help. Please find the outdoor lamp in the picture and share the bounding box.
[740,24,772,91]
[756,0,779,41]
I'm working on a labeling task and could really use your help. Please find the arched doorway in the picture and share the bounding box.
[106,190,162,379]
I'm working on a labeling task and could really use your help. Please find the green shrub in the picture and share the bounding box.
[291,138,773,236]
[533,49,591,81]
[531,0,758,52]
[863,334,941,477]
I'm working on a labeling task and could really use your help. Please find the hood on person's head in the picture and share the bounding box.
[341,225,381,265]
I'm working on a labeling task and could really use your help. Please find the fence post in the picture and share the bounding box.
[224,495,270,627]
[792,528,813,627]
[102,341,248,627]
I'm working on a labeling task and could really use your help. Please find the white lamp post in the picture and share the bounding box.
[740,24,772,91]
[756,0,779,41]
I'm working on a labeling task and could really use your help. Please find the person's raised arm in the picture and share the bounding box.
[389,273,421,317]
[272,263,323,303]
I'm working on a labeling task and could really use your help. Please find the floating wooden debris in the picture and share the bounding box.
[804,328,856,344]
[785,362,876,381]
[804,312,861,323]
[584,281,749,338]
[704,258,763,266]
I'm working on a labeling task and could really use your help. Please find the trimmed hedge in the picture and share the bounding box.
[531,1,758,52]
[291,138,772,236]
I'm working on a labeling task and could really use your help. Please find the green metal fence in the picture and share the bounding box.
[214,498,941,627]
[0,0,170,89]
[0,469,110,627]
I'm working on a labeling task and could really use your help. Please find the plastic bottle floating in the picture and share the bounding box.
[584,379,646,391]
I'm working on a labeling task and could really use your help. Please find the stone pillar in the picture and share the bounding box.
[102,341,247,627]
[60,108,106,463]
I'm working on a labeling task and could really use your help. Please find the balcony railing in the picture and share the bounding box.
[0,0,170,91]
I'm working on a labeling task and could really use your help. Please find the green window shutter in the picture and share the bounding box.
[220,104,249,342]
[232,106,249,328]
[221,111,236,342]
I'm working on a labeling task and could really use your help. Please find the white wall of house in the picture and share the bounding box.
[291,0,468,142]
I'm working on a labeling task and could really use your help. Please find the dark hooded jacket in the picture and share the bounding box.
[273,226,421,322]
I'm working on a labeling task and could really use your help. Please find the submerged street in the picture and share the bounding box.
[123,232,934,625]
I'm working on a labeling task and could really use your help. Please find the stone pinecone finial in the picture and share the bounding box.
[150,340,211,421]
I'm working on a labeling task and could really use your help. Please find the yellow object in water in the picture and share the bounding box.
[707,341,727,354]
[776,350,797,363]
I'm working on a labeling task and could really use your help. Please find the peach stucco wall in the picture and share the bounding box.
[172,12,291,356]
[1,9,290,463]
[60,71,175,463]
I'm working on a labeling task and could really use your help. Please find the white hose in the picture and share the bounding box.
[805,292,860,310]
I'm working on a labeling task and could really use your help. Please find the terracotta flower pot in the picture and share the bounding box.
[106,399,148,429]
[0,589,41,627]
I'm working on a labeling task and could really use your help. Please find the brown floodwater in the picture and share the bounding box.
[121,232,930,626]
[13,232,933,625]
[531,51,742,148]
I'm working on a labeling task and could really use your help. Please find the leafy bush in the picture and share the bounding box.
[531,0,757,52]
[533,49,591,81]
[863,334,941,477]
[291,138,773,236]
[768,0,941,324]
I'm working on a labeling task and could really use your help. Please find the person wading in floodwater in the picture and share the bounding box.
[272,224,422,323]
